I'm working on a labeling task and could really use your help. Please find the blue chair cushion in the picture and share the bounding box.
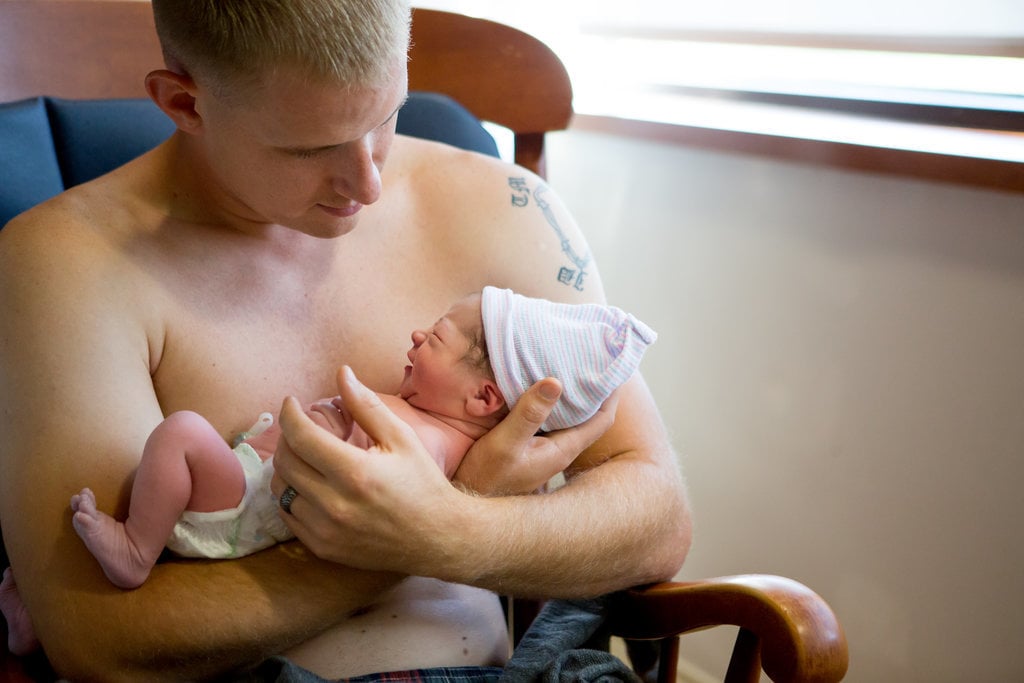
[398,91,499,159]
[0,97,65,227]
[46,98,176,188]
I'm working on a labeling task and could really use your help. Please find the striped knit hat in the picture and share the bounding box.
[481,286,657,432]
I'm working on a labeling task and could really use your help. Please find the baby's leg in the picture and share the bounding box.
[71,410,246,588]
[0,568,39,656]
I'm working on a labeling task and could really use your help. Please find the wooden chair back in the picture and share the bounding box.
[406,8,573,175]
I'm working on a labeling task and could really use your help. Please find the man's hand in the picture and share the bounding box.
[453,378,620,495]
[270,366,458,572]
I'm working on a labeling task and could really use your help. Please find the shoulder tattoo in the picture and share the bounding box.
[508,176,591,291]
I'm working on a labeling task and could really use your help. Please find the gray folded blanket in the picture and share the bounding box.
[499,598,642,683]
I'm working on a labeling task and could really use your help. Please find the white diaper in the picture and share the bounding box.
[165,443,294,559]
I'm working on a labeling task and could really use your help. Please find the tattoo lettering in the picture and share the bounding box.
[508,177,530,207]
[559,268,586,290]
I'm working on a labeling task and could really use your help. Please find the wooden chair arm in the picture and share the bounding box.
[607,575,849,683]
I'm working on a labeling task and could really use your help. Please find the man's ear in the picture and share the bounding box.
[466,380,506,418]
[145,69,202,133]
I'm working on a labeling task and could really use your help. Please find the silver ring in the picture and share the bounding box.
[279,486,298,514]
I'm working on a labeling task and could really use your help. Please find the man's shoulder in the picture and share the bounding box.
[2,180,122,247]
[0,180,145,298]
[387,136,594,300]
[391,134,517,189]
[388,135,542,234]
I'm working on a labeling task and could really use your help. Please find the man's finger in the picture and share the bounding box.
[276,395,357,478]
[498,377,562,438]
[334,365,415,448]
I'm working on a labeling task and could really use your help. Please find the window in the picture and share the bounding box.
[576,0,1023,36]
[413,1,1024,191]
[573,1,1024,130]
[418,0,1023,126]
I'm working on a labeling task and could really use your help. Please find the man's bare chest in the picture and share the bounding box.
[147,263,466,438]
[150,302,395,429]
[131,190,484,435]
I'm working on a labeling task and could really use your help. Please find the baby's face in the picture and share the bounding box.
[397,294,485,417]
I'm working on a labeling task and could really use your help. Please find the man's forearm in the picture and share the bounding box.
[37,543,401,682]
[428,451,691,598]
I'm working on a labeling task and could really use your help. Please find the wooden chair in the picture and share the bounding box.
[0,3,848,681]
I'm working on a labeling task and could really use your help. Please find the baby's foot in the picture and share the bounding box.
[0,567,40,655]
[70,488,152,589]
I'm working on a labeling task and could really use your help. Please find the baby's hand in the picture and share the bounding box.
[305,397,357,440]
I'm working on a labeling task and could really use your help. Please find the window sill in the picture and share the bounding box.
[569,89,1024,194]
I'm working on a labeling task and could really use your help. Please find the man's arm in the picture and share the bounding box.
[451,373,691,596]
[0,215,399,681]
[271,152,692,598]
[275,368,689,598]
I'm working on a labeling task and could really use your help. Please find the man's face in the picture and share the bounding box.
[191,59,409,238]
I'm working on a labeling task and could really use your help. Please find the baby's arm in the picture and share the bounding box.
[71,410,247,589]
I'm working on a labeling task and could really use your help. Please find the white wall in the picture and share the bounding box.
[545,129,1024,682]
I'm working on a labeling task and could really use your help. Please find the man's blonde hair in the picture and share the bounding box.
[152,0,411,96]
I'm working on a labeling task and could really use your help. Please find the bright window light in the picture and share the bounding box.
[413,1,1024,125]
[565,36,1024,99]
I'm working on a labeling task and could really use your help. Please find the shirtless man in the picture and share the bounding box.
[0,1,692,680]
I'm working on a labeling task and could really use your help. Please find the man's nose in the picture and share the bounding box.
[331,138,382,206]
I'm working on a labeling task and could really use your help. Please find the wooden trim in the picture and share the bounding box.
[0,1,162,100]
[648,84,1024,133]
[571,110,1024,195]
